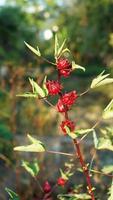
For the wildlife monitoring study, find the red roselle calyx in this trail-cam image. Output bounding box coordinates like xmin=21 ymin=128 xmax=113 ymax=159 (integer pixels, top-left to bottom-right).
xmin=60 ymin=119 xmax=75 ymax=135
xmin=46 ymin=80 xmax=62 ymax=95
xmin=43 ymin=181 xmax=51 ymax=193
xmin=57 ymin=91 xmax=78 ymax=112
xmin=57 ymin=177 xmax=67 ymax=186
xmin=56 ymin=58 xmax=72 ymax=77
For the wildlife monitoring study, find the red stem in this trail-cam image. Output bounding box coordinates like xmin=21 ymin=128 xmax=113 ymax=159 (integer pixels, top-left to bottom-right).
xmin=57 ymin=71 xmax=95 ymax=200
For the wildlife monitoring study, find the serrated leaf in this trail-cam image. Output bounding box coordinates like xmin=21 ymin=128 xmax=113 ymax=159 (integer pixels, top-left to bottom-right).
xmin=14 ymin=134 xmax=45 ymax=152
xmin=103 ymin=99 xmax=113 ymax=119
xmin=22 ymin=160 xmax=40 ymax=177
xmin=16 ymin=93 xmax=38 ymax=98
xmin=91 ymin=71 xmax=113 ymax=88
xmin=29 ymin=78 xmax=46 ymax=97
xmin=5 ymin=188 xmax=19 ymax=200
xmin=102 ymin=165 xmax=113 ymax=174
xmin=72 ymin=61 xmax=86 ymax=72
xmin=24 ymin=41 xmax=41 ymax=56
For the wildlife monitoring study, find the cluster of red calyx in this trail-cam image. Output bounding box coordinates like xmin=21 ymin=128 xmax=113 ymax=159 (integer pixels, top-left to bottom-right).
xmin=45 ymin=57 xmax=77 ymax=135
xmin=46 ymin=80 xmax=62 ymax=95
xmin=57 ymin=177 xmax=67 ymax=186
xmin=57 ymin=91 xmax=78 ymax=112
xmin=43 ymin=181 xmax=51 ymax=193
xmin=60 ymin=119 xmax=75 ymax=135
xmin=56 ymin=58 xmax=72 ymax=77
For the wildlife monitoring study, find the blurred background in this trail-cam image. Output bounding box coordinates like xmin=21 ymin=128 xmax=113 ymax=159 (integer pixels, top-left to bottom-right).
xmin=0 ymin=0 xmax=113 ymax=199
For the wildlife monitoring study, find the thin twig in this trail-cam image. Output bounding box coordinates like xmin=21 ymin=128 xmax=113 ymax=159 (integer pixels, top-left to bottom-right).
xmin=91 ymin=169 xmax=113 ymax=178
xmin=46 ymin=150 xmax=74 ymax=157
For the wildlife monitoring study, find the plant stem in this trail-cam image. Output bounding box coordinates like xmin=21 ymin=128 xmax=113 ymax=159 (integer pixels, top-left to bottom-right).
xmin=57 ymin=70 xmax=95 ymax=200
xmin=73 ymin=139 xmax=95 ymax=199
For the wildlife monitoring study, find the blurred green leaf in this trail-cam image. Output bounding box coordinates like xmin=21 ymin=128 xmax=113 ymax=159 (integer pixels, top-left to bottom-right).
xmin=93 ymin=130 xmax=98 ymax=148
xmin=102 ymin=165 xmax=113 ymax=174
xmin=58 ymin=193 xmax=91 ymax=199
xmin=91 ymin=71 xmax=113 ymax=89
xmin=14 ymin=134 xmax=45 ymax=152
xmin=72 ymin=61 xmax=86 ymax=72
xmin=42 ymin=76 xmax=48 ymax=96
xmin=16 ymin=93 xmax=38 ymax=98
xmin=55 ymin=34 xmax=59 ymax=59
xmin=29 ymin=78 xmax=46 ymax=97
xmin=96 ymin=137 xmax=113 ymax=151
xmin=24 ymin=41 xmax=41 ymax=57
xmin=103 ymin=99 xmax=113 ymax=119
xmin=60 ymin=169 xmax=68 ymax=180
xmin=108 ymin=179 xmax=113 ymax=200
xmin=22 ymin=160 xmax=40 ymax=177
xmin=5 ymin=188 xmax=19 ymax=200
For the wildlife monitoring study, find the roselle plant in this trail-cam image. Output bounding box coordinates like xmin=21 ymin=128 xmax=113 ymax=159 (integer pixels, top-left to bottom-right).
xmin=6 ymin=35 xmax=113 ymax=200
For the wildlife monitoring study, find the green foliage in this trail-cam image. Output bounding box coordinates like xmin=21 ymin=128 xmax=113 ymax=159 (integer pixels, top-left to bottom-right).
xmin=24 ymin=42 xmax=41 ymax=57
xmin=65 ymin=126 xmax=93 ymax=139
xmin=108 ymin=179 xmax=113 ymax=200
xmin=29 ymin=78 xmax=46 ymax=98
xmin=103 ymin=99 xmax=113 ymax=119
xmin=72 ymin=61 xmax=86 ymax=72
xmin=0 ymin=6 xmax=35 ymax=63
xmin=93 ymin=127 xmax=113 ymax=151
xmin=22 ymin=159 xmax=40 ymax=177
xmin=58 ymin=193 xmax=91 ymax=200
xmin=14 ymin=134 xmax=45 ymax=152
xmin=90 ymin=71 xmax=113 ymax=88
xmin=5 ymin=188 xmax=19 ymax=200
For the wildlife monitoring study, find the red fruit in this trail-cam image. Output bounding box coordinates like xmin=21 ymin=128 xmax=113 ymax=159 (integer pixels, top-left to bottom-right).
xmin=56 ymin=58 xmax=72 ymax=77
xmin=43 ymin=181 xmax=51 ymax=193
xmin=57 ymin=98 xmax=69 ymax=112
xmin=59 ymin=69 xmax=71 ymax=77
xmin=61 ymin=91 xmax=78 ymax=107
xmin=60 ymin=119 xmax=75 ymax=135
xmin=57 ymin=177 xmax=67 ymax=186
xmin=46 ymin=80 xmax=62 ymax=95
xmin=57 ymin=58 xmax=71 ymax=70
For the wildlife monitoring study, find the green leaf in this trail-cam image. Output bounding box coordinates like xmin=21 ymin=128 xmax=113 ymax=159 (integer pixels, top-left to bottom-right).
xmin=91 ymin=71 xmax=113 ymax=89
xmin=108 ymin=179 xmax=113 ymax=200
xmin=102 ymin=165 xmax=113 ymax=174
xmin=42 ymin=76 xmax=48 ymax=96
xmin=93 ymin=130 xmax=98 ymax=148
xmin=65 ymin=126 xmax=93 ymax=139
xmin=103 ymin=99 xmax=113 ymax=119
xmin=29 ymin=78 xmax=46 ymax=97
xmin=72 ymin=61 xmax=86 ymax=72
xmin=14 ymin=134 xmax=45 ymax=152
xmin=16 ymin=93 xmax=38 ymax=98
xmin=58 ymin=193 xmax=91 ymax=199
xmin=5 ymin=188 xmax=19 ymax=200
xmin=22 ymin=160 xmax=40 ymax=177
xmin=60 ymin=169 xmax=68 ymax=180
xmin=57 ymin=39 xmax=66 ymax=57
xmin=96 ymin=137 xmax=113 ymax=151
xmin=55 ymin=34 xmax=59 ymax=59
xmin=24 ymin=41 xmax=41 ymax=57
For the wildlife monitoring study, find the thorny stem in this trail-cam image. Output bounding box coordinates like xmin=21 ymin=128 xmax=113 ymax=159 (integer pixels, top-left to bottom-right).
xmin=57 ymin=71 xmax=95 ymax=200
